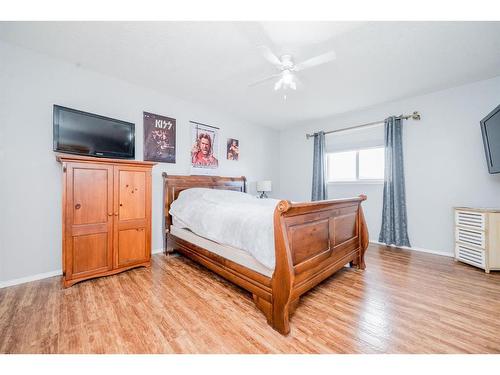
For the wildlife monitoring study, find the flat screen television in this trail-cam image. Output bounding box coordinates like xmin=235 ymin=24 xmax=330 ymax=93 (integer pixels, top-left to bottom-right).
xmin=53 ymin=105 xmax=135 ymax=159
xmin=481 ymin=104 xmax=500 ymax=174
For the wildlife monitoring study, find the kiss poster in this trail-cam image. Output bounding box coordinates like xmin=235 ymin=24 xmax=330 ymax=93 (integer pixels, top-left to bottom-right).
xmin=143 ymin=112 xmax=176 ymax=163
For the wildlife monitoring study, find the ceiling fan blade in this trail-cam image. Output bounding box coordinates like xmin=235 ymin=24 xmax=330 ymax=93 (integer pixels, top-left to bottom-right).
xmin=257 ymin=45 xmax=282 ymax=67
xmin=294 ymin=51 xmax=336 ymax=71
xmin=248 ymin=73 xmax=281 ymax=87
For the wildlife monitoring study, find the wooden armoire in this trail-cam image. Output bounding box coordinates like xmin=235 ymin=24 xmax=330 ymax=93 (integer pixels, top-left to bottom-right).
xmin=57 ymin=154 xmax=156 ymax=287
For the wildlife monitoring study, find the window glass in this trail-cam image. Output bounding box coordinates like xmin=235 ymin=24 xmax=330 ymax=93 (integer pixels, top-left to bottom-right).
xmin=359 ymin=147 xmax=385 ymax=180
xmin=327 ymin=151 xmax=356 ymax=182
xmin=327 ymin=147 xmax=384 ymax=182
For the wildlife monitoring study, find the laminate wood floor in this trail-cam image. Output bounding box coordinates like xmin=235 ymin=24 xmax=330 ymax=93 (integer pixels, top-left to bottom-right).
xmin=1 ymin=244 xmax=499 ymax=354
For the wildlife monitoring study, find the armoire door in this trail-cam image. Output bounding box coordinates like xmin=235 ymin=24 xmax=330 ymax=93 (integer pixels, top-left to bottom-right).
xmin=113 ymin=166 xmax=151 ymax=268
xmin=64 ymin=163 xmax=114 ymax=280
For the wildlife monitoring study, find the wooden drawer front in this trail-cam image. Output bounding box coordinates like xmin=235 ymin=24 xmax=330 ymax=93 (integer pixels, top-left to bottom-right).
xmin=117 ymin=228 xmax=147 ymax=267
xmin=455 ymin=243 xmax=485 ymax=268
xmin=72 ymin=233 xmax=111 ymax=277
xmin=455 ymin=210 xmax=485 ymax=230
xmin=455 ymin=227 xmax=485 ymax=249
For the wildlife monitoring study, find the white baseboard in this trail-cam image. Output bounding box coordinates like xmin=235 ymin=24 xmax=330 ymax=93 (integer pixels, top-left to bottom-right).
xmin=1 ymin=244 xmax=453 ymax=289
xmin=0 ymin=269 xmax=63 ymax=289
xmin=0 ymin=248 xmax=166 ymax=289
xmin=370 ymin=240 xmax=454 ymax=258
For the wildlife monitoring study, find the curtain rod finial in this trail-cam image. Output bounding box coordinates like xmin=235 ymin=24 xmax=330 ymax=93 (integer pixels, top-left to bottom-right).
xmin=412 ymin=111 xmax=421 ymax=121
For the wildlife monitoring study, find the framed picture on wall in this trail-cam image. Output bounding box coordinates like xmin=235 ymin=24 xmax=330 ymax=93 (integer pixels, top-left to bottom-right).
xmin=226 ymin=138 xmax=239 ymax=161
xmin=190 ymin=121 xmax=219 ymax=169
xmin=143 ymin=112 xmax=176 ymax=163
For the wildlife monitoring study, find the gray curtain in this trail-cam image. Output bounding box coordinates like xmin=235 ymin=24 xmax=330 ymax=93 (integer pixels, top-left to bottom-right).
xmin=379 ymin=117 xmax=411 ymax=247
xmin=311 ymin=131 xmax=327 ymax=201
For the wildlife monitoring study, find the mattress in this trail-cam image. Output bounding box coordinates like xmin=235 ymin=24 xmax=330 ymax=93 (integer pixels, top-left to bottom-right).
xmin=170 ymin=224 xmax=274 ymax=277
xmin=169 ymin=188 xmax=279 ymax=269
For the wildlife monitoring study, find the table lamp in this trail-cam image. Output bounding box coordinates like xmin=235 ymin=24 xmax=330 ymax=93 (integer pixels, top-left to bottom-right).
xmin=256 ymin=180 xmax=272 ymax=199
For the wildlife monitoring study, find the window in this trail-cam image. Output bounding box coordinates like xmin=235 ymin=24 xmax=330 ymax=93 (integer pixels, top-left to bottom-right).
xmin=327 ymin=147 xmax=385 ymax=183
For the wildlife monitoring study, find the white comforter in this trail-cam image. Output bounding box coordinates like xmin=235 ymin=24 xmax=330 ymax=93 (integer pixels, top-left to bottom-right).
xmin=169 ymin=188 xmax=279 ymax=269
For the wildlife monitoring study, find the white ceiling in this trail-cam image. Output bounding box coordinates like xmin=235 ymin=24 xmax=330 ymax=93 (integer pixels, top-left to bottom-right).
xmin=1 ymin=21 xmax=500 ymax=129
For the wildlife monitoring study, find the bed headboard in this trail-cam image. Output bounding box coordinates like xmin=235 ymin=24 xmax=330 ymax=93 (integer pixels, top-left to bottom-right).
xmin=162 ymin=173 xmax=247 ymax=235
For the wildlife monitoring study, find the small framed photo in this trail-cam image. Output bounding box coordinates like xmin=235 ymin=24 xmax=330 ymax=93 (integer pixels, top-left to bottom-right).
xmin=226 ymin=138 xmax=239 ymax=161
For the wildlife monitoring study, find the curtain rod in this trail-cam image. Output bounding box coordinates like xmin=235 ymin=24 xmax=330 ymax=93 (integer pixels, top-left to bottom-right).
xmin=305 ymin=111 xmax=421 ymax=139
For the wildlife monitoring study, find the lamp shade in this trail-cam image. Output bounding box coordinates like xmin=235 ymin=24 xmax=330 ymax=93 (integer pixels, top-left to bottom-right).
xmin=256 ymin=180 xmax=272 ymax=192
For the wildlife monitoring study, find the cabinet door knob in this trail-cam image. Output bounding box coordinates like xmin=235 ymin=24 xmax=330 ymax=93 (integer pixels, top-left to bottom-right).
xmin=114 ymin=213 xmax=118 ymax=216
xmin=108 ymin=213 xmax=112 ymax=216
xmin=75 ymin=203 xmax=81 ymax=210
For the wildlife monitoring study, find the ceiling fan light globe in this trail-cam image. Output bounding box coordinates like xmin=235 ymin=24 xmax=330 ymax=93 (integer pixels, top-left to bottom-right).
xmin=282 ymin=70 xmax=294 ymax=84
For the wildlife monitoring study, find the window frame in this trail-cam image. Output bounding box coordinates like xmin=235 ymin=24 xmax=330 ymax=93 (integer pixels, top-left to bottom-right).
xmin=327 ymin=146 xmax=385 ymax=184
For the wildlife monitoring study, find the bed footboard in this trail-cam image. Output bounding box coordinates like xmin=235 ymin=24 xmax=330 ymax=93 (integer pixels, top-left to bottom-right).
xmin=270 ymin=196 xmax=369 ymax=334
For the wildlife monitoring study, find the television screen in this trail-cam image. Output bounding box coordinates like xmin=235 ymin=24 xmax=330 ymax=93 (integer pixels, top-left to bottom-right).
xmin=481 ymin=104 xmax=500 ymax=174
xmin=53 ymin=105 xmax=135 ymax=159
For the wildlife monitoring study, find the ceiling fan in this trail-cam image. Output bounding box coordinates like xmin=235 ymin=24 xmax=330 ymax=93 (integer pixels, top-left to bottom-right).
xmin=249 ymin=46 xmax=337 ymax=92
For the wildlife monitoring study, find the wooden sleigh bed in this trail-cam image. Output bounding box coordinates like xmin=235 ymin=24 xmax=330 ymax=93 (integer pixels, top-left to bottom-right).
xmin=163 ymin=173 xmax=369 ymax=335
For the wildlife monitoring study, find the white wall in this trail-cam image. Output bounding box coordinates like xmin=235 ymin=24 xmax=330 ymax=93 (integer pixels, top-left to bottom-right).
xmin=0 ymin=41 xmax=280 ymax=283
xmin=2 ymin=38 xmax=499 ymax=284
xmin=279 ymin=76 xmax=500 ymax=256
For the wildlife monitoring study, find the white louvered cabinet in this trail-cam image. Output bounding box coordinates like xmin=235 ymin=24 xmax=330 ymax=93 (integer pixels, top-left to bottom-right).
xmin=454 ymin=207 xmax=500 ymax=273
